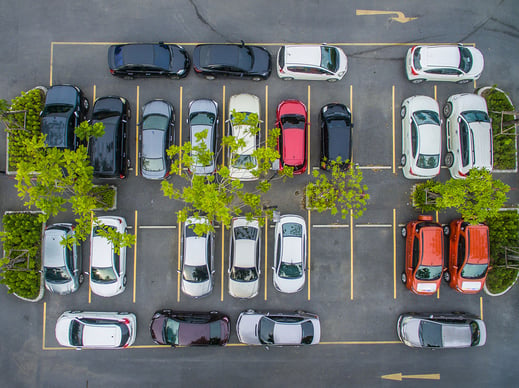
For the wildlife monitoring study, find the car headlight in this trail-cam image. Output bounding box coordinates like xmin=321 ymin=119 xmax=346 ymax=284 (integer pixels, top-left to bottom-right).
xmin=337 ymin=71 xmax=346 ymax=77
xmin=178 ymin=68 xmax=186 ymax=75
xmin=322 ymin=106 xmax=328 ymax=113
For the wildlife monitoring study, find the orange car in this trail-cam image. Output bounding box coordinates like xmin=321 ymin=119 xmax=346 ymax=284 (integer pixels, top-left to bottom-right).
xmin=444 ymin=219 xmax=490 ymax=294
xmin=401 ymin=215 xmax=444 ymax=295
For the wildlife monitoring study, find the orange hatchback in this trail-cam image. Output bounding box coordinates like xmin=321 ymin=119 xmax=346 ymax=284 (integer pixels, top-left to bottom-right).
xmin=444 ymin=219 xmax=490 ymax=294
xmin=401 ymin=215 xmax=444 ymax=295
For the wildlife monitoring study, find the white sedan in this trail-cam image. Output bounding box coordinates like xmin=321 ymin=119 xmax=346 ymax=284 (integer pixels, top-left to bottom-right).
xmin=400 ymin=96 xmax=442 ymax=179
xmin=89 ymin=216 xmax=127 ymax=297
xmin=272 ymin=215 xmax=307 ymax=293
xmin=55 ymin=311 xmax=136 ymax=349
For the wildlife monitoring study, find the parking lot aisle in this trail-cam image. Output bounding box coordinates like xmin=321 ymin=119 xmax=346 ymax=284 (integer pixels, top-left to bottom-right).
xmin=133 ymin=210 xmax=137 ymax=303
xmin=42 ymin=302 xmax=46 ymax=349
xmin=177 ymin=221 xmax=181 ymax=302
xmin=221 ymin=227 xmax=225 ymax=301
xmin=264 ymin=85 xmax=269 ymax=145
xmin=135 ymin=85 xmax=140 ymax=176
xmin=222 ymin=85 xmax=226 ymax=166
xmin=307 ymin=85 xmax=311 ymax=175
xmin=350 ymin=85 xmax=353 ymax=163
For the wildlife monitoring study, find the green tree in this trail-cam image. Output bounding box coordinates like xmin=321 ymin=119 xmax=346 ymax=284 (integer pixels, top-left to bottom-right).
xmin=161 ymin=110 xmax=290 ymax=234
xmin=412 ymin=168 xmax=510 ymax=224
xmin=306 ymin=159 xmax=369 ymax=219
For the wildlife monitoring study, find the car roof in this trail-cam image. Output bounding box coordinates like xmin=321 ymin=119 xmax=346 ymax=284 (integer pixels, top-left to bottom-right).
xmin=197 ymin=45 xmax=246 ymax=68
xmin=142 ymin=129 xmax=165 ymax=158
xmin=43 ymin=228 xmax=68 ymax=267
xmin=273 ymin=321 xmax=302 ymax=344
xmin=419 ymin=227 xmax=443 ymax=266
xmin=467 ymin=225 xmax=489 ymax=264
xmin=325 ymin=122 xmax=351 ymax=161
xmin=82 ymin=322 xmax=121 ymax=347
xmin=441 ymin=323 xmax=472 ymax=347
xmin=119 ymin=44 xmax=170 ymax=68
xmin=283 ymin=129 xmax=305 ymax=165
xmin=90 ymin=115 xmax=121 ymax=174
xmin=468 ymin=122 xmax=493 ymax=169
xmin=185 ymin=235 xmax=208 ymax=266
xmin=281 ymin=237 xmax=303 ymax=264
xmin=234 ymin=239 xmax=256 ymax=267
xmin=284 ymin=45 xmax=322 ymax=66
xmin=420 ymin=46 xmax=460 ymax=68
xmin=91 ymin=236 xmax=113 ymax=268
xmin=417 ymin=124 xmax=441 ymax=154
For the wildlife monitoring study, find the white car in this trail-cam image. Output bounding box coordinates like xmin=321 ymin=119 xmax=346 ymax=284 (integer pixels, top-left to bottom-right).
xmin=55 ymin=311 xmax=136 ymax=349
xmin=228 ymin=217 xmax=261 ymax=299
xmin=228 ymin=94 xmax=261 ymax=181
xmin=443 ymin=94 xmax=493 ymax=179
xmin=400 ymin=96 xmax=442 ymax=179
xmin=236 ymin=310 xmax=320 ymax=346
xmin=277 ymin=44 xmax=348 ymax=82
xmin=181 ymin=217 xmax=215 ymax=298
xmin=272 ymin=215 xmax=307 ymax=293
xmin=89 ymin=216 xmax=128 ymax=297
xmin=405 ymin=44 xmax=484 ymax=84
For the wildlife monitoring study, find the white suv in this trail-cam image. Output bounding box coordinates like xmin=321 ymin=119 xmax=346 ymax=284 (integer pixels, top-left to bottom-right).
xmin=443 ymin=94 xmax=493 ymax=179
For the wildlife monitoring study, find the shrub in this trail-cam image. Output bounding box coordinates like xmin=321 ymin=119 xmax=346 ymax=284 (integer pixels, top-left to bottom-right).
xmin=93 ymin=185 xmax=116 ymax=210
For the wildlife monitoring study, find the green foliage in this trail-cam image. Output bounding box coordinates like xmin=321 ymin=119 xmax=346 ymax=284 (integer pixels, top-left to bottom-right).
xmin=0 ymin=213 xmax=43 ymax=299
xmin=306 ymin=159 xmax=369 ymax=219
xmin=93 ymin=185 xmax=116 ymax=210
xmin=93 ymin=221 xmax=135 ymax=255
xmin=413 ymin=168 xmax=509 ymax=224
xmin=76 ymin=121 xmax=105 ymax=143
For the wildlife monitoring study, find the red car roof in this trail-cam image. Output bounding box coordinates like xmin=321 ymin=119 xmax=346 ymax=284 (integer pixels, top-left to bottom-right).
xmin=420 ymin=228 xmax=443 ymax=266
xmin=283 ymin=128 xmax=305 ymax=166
xmin=467 ymin=226 xmax=490 ymax=265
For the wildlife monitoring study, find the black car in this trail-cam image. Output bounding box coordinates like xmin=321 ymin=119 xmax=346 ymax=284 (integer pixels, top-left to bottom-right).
xmin=89 ymin=96 xmax=131 ymax=179
xmin=320 ymin=103 xmax=353 ymax=170
xmin=41 ymin=85 xmax=89 ymax=150
xmin=193 ymin=42 xmax=271 ymax=81
xmin=108 ymin=43 xmax=190 ymax=79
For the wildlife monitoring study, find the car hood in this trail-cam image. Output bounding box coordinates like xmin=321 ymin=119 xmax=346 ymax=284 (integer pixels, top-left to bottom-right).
xmin=150 ymin=316 xmax=167 ymax=344
xmin=181 ymin=279 xmax=212 ymax=298
xmin=229 ymin=278 xmax=259 ymax=298
xmin=274 ymin=274 xmax=305 ymax=294
xmin=250 ymin=46 xmax=272 ymax=76
xmin=55 ymin=317 xmax=72 ymax=346
xmin=399 ymin=318 xmax=421 ymax=346
xmin=236 ymin=313 xmax=262 ymax=345
xmin=45 ymin=280 xmax=76 ymax=295
xmin=90 ymin=280 xmax=124 ymax=297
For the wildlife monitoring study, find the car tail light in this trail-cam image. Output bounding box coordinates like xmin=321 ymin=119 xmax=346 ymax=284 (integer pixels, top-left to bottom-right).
xmin=121 ymin=318 xmax=130 ymax=324
xmin=279 ymin=67 xmax=284 ymax=74
xmin=165 ymin=171 xmax=170 ymax=178
xmin=110 ymin=69 xmax=114 ymax=74
xmin=411 ymin=67 xmax=418 ymax=75
xmin=459 ymin=171 xmax=467 ymax=177
xmin=409 ymin=167 xmax=414 ymax=175
xmin=123 ymin=343 xmax=129 ymax=348
xmin=120 ymin=173 xmax=126 ymax=179
xmin=194 ymin=67 xmax=202 ymax=73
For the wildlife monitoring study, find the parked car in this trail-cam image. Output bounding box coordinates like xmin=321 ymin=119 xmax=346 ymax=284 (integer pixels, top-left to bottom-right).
xmin=443 ymin=219 xmax=490 ymax=294
xmin=228 ymin=93 xmax=261 ymax=181
xmin=149 ymin=310 xmax=230 ymax=346
xmin=397 ymin=312 xmax=486 ymax=348
xmin=405 ymin=44 xmax=484 ymax=84
xmin=236 ymin=310 xmax=320 ymax=346
xmin=181 ymin=217 xmax=215 ymax=298
xmin=277 ymin=45 xmax=348 ymax=82
xmin=400 ymin=96 xmax=442 ymax=179
xmin=320 ymin=103 xmax=353 ymax=170
xmin=273 ymin=215 xmax=307 ymax=293
xmin=41 ymin=85 xmax=89 ymax=150
xmin=139 ymin=99 xmax=175 ymax=180
xmin=193 ymin=42 xmax=271 ymax=80
xmin=55 ymin=311 xmax=136 ymax=349
xmin=401 ymin=215 xmax=444 ymax=295
xmin=276 ymin=100 xmax=308 ymax=174
xmin=187 ymin=99 xmax=219 ymax=175
xmin=89 ymin=96 xmax=131 ymax=179
xmin=89 ymin=216 xmax=127 ymax=297
xmin=43 ymin=223 xmax=83 ymax=295
xmin=443 ymin=93 xmax=493 ymax=178
xmin=108 ymin=43 xmax=190 ymax=79
xmin=228 ymin=217 xmax=261 ymax=299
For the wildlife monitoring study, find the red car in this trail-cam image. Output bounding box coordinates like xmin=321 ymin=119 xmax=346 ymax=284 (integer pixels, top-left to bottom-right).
xmin=444 ymin=219 xmax=490 ymax=294
xmin=276 ymin=100 xmax=307 ymax=174
xmin=401 ymin=215 xmax=444 ymax=295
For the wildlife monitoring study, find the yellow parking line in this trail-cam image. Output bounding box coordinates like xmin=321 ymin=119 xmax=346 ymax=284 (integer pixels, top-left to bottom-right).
xmin=434 ymin=85 xmax=437 ymax=101
xmin=221 ymin=228 xmax=225 ymax=301
xmin=133 ymin=210 xmax=137 ymax=303
xmin=222 ymin=86 xmax=226 ymax=166
xmin=177 ymin=221 xmax=181 ymax=302
xmin=350 ymin=210 xmax=354 ymax=300
xmin=480 ymin=297 xmax=484 ymax=319
xmin=392 ymin=85 xmax=395 ymax=174
xmin=178 ymin=86 xmax=183 ymax=174
xmin=307 ymin=209 xmax=311 ymax=300
xmin=264 ymin=216 xmax=268 ymax=300
xmin=49 ymin=43 xmax=54 ymax=86
xmin=307 ymin=85 xmax=311 ymax=175
xmin=135 ymin=86 xmax=140 ymax=176
xmin=93 ymin=85 xmax=96 ymax=102
xmin=42 ymin=302 xmax=47 ymax=349
xmin=393 ymin=208 xmax=397 ymax=299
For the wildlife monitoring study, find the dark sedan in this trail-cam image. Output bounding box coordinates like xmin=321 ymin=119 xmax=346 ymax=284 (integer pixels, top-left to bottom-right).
xmin=193 ymin=42 xmax=271 ymax=81
xmin=108 ymin=43 xmax=190 ymax=79
xmin=149 ymin=310 xmax=230 ymax=346
xmin=41 ymin=85 xmax=89 ymax=150
xmin=320 ymin=103 xmax=353 ymax=170
xmin=89 ymin=96 xmax=131 ymax=179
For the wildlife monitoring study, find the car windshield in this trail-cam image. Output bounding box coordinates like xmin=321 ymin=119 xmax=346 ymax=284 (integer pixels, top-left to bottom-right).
xmin=461 ymin=111 xmax=490 ymax=123
xmin=43 ymin=104 xmax=73 ymax=115
xmin=164 ymin=318 xmax=180 ymax=345
xmin=415 ymin=265 xmax=443 ymax=280
xmin=301 ymin=321 xmax=314 ymax=345
xmin=69 ymin=320 xmax=84 ymax=346
xmin=413 ymin=110 xmax=440 ymax=126
xmin=279 ymin=262 xmax=303 ymax=279
xmin=419 ymin=320 xmax=442 ymax=347
xmin=258 ymin=317 xmax=275 ymax=345
xmin=234 ymin=226 xmax=258 ymax=240
xmin=233 ymin=154 xmax=257 ymax=169
xmin=416 ymin=154 xmax=440 ymax=169
xmin=190 ymin=112 xmax=215 ymax=126
xmin=45 ymin=266 xmax=71 ymax=283
xmin=92 ymin=110 xmax=120 ymax=121
xmin=143 ymin=114 xmax=169 ymax=131
xmin=413 ymin=47 xmax=422 ymax=70
xmin=230 ymin=266 xmax=258 ymax=282
xmin=458 ymin=46 xmax=473 ymax=73
xmin=182 ymin=264 xmax=209 ymax=282
xmin=91 ymin=266 xmax=117 ymax=283
xmin=282 ymin=223 xmax=303 ymax=237
xmin=281 ymin=114 xmax=305 ymax=129
xmin=470 ymin=321 xmax=481 ymax=346
xmin=320 ymin=46 xmax=339 ymax=72
xmin=461 ymin=263 xmax=488 ymax=279
xmin=237 ymin=47 xmax=254 ymax=71
xmin=185 ymin=225 xmax=207 ymax=238
xmin=142 ymin=157 xmax=165 ymax=172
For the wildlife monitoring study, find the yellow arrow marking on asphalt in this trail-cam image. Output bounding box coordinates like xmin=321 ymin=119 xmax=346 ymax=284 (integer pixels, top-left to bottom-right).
xmin=381 ymin=373 xmax=440 ymax=381
xmin=356 ymin=10 xmax=417 ymax=23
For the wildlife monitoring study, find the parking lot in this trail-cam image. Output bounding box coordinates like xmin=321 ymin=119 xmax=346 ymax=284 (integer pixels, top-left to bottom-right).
xmin=1 ymin=1 xmax=519 ymax=387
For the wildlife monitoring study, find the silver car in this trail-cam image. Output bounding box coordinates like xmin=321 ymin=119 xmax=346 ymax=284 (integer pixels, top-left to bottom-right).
xmin=237 ymin=310 xmax=321 ymax=346
xmin=43 ymin=223 xmax=83 ymax=295
xmin=188 ymin=99 xmax=219 ymax=175
xmin=180 ymin=217 xmax=215 ymax=298
xmin=397 ymin=312 xmax=487 ymax=348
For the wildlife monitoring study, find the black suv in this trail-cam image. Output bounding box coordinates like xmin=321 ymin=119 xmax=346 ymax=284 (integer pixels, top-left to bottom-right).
xmin=41 ymin=85 xmax=89 ymax=150
xmin=89 ymin=96 xmax=131 ymax=179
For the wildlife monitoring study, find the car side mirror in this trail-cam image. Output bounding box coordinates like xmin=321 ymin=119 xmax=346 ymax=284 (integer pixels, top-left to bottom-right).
xmin=350 ymin=123 xmax=354 ymax=128
xmin=271 ymin=266 xmax=275 ymax=271
xmin=240 ymin=40 xmax=245 ymax=47
xmin=177 ymin=269 xmax=181 ymax=274
xmin=271 ymin=159 xmax=280 ymax=171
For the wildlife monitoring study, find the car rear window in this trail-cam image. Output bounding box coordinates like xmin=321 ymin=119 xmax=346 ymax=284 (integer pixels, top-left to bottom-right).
xmin=320 ymin=46 xmax=338 ymax=72
xmin=301 ymin=321 xmax=314 ymax=344
xmin=278 ymin=46 xmax=285 ymax=69
xmin=412 ymin=47 xmax=422 ymax=70
xmin=234 ymin=226 xmax=258 ymax=240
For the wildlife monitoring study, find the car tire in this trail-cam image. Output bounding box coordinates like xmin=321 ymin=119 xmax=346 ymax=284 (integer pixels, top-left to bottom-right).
xmin=327 ymin=78 xmax=338 ymax=83
xmin=251 ymin=77 xmax=261 ymax=82
xmin=401 ymin=227 xmax=407 ymax=238
xmin=456 ymin=79 xmax=471 ymax=84
xmin=169 ymin=75 xmax=180 ymax=80
xmin=443 ymin=271 xmax=451 ymax=283
xmin=400 ymin=154 xmax=406 ymax=167
xmin=443 ymin=102 xmax=453 ymax=118
xmin=78 ymin=273 xmax=84 ymax=284
xmin=123 ymin=75 xmax=134 ymax=80
xmin=443 ymin=225 xmax=450 ymax=236
xmin=70 ymin=310 xmax=83 ymax=314
xmin=205 ymin=75 xmax=216 ymax=80
xmin=411 ymin=78 xmax=425 ymax=84
xmin=444 ymin=152 xmax=454 ymax=167
xmin=401 ymin=272 xmax=407 ymax=284
xmin=400 ymin=106 xmax=406 ymax=118
xmin=282 ymin=77 xmax=294 ymax=81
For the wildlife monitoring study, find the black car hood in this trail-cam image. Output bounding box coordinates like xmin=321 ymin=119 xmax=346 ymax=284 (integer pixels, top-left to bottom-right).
xmin=45 ymin=85 xmax=78 ymax=106
xmin=169 ymin=45 xmax=190 ymax=73
xmin=250 ymin=46 xmax=271 ymax=76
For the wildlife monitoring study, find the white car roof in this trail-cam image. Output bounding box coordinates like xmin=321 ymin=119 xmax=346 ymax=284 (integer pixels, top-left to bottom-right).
xmin=281 ymin=237 xmax=303 ymax=264
xmin=273 ymin=322 xmax=302 ymax=345
xmin=184 ymin=236 xmax=207 ymax=266
xmin=284 ymin=45 xmax=322 ymax=66
xmin=91 ymin=236 xmax=113 ymax=268
xmin=418 ymin=124 xmax=442 ymax=154
xmin=82 ymin=323 xmax=122 ymax=347
xmin=234 ymin=239 xmax=256 ymax=267
xmin=231 ymin=124 xmax=256 ymax=155
xmin=421 ymin=46 xmax=460 ymax=68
